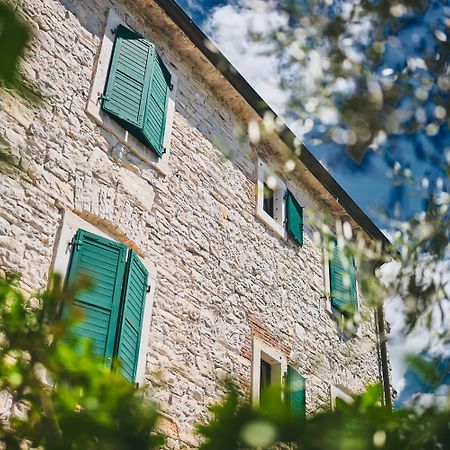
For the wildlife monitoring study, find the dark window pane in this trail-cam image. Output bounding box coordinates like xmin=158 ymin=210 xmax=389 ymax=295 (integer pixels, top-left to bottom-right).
xmin=260 ymin=359 xmax=272 ymax=407
xmin=263 ymin=183 xmax=274 ymax=217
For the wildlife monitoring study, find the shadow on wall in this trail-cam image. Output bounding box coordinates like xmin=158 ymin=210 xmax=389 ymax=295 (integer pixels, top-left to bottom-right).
xmin=56 ymin=0 xmax=247 ymax=165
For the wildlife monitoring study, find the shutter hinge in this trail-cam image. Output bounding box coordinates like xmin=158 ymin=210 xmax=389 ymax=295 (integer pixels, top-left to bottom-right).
xmin=69 ymin=238 xmax=83 ymax=251
xmin=169 ymin=83 xmax=174 ymax=91
xmin=111 ymin=27 xmax=117 ymax=35
xmin=162 ymin=147 xmax=167 ymax=155
xmin=99 ymin=93 xmax=109 ymax=102
xmin=146 ymin=285 xmax=151 ymax=293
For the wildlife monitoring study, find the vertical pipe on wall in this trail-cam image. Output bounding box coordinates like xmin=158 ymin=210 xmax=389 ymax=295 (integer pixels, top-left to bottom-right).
xmin=376 ymin=305 xmax=392 ymax=409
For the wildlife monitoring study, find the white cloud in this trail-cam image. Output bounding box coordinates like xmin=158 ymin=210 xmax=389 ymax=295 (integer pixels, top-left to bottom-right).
xmin=180 ymin=0 xmax=204 ymax=15
xmin=382 ymin=260 xmax=450 ymax=401
xmin=202 ymin=0 xmax=289 ymax=116
xmin=200 ymin=1 xmax=341 ymax=140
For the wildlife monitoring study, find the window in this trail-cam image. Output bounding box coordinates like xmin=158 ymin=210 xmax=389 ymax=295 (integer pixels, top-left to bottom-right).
xmin=328 ymin=242 xmax=358 ymax=315
xmin=258 ymin=354 xmax=282 ymax=409
xmin=52 ymin=211 xmax=154 ymax=385
xmin=252 ymin=338 xmax=286 ymax=407
xmin=86 ymin=9 xmax=177 ymax=175
xmin=256 ymin=159 xmax=304 ymax=245
xmin=251 ymin=338 xmax=306 ymax=418
xmin=101 ymin=25 xmax=170 ymax=158
xmin=330 ymin=385 xmax=353 ymax=410
xmin=65 ymin=228 xmax=148 ymax=383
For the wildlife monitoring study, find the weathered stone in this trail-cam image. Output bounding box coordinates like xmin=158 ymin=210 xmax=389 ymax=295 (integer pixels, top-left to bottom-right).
xmin=0 ymin=236 xmax=25 ymax=258
xmin=4 ymin=128 xmax=26 ymax=152
xmin=118 ymin=167 xmax=155 ymax=211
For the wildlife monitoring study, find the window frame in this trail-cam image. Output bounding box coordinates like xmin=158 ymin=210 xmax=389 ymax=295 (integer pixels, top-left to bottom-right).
xmin=330 ymin=385 xmax=353 ymax=410
xmin=251 ymin=337 xmax=287 ymax=406
xmin=86 ymin=8 xmax=178 ymax=176
xmin=51 ymin=209 xmax=156 ymax=386
xmin=255 ymin=159 xmax=287 ymax=240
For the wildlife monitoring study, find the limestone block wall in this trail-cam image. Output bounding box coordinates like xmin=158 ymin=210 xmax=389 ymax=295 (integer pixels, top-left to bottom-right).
xmin=0 ymin=0 xmax=384 ymax=448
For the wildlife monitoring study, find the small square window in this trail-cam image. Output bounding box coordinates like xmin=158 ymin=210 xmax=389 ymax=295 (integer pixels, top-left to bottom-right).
xmin=256 ymin=159 xmax=287 ymax=239
xmin=256 ymin=159 xmax=304 ymax=245
xmin=251 ymin=338 xmax=286 ymax=407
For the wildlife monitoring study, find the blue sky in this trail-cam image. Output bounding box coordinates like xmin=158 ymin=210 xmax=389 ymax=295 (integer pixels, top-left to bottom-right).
xmin=177 ymin=1 xmax=450 ymax=229
xmin=176 ymin=0 xmax=431 ymax=228
xmin=175 ymin=0 xmax=450 ymax=404
xmin=396 ymin=354 xmax=450 ymax=407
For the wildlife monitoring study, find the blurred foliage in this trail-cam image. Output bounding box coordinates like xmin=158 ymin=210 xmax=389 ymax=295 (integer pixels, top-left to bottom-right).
xmin=0 ymin=1 xmax=41 ymax=103
xmin=198 ymin=381 xmax=450 ymax=450
xmin=312 ymin=174 xmax=450 ymax=336
xmin=259 ymin=0 xmax=450 ymax=168
xmin=0 ymin=274 xmax=164 ymax=449
xmin=407 ymin=353 xmax=450 ymax=389
xmin=0 ymin=2 xmax=29 ymax=84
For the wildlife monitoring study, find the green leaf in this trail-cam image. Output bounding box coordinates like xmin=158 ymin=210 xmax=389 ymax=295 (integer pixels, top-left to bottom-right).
xmin=0 ymin=3 xmax=30 ymax=83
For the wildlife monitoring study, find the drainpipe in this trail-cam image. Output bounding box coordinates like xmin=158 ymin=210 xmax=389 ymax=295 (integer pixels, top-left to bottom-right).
xmin=376 ymin=305 xmax=392 ymax=409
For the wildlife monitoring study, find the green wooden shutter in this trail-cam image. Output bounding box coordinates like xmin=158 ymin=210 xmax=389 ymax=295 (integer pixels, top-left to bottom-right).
xmin=116 ymin=250 xmax=148 ymax=382
xmin=101 ymin=24 xmax=171 ymax=158
xmin=141 ymin=52 xmax=171 ymax=157
xmin=65 ymin=229 xmax=127 ymax=367
xmin=102 ymin=25 xmax=155 ymax=131
xmin=286 ymin=191 xmax=303 ymax=245
xmin=329 ymin=244 xmax=358 ymax=313
xmin=287 ymin=366 xmax=306 ymax=419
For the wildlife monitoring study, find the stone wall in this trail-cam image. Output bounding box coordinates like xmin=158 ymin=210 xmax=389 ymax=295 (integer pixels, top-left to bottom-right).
xmin=0 ymin=0 xmax=384 ymax=448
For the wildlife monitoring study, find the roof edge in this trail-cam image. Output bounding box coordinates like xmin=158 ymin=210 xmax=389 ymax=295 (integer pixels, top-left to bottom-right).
xmin=154 ymin=0 xmax=390 ymax=247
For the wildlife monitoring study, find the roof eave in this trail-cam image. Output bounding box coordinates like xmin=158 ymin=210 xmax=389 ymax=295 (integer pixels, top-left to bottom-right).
xmin=154 ymin=0 xmax=390 ymax=247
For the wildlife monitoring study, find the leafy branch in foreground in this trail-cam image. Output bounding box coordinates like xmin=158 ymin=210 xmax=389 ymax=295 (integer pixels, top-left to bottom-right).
xmin=0 ymin=2 xmax=30 ymax=84
xmin=0 ymin=274 xmax=164 ymax=450
xmin=197 ymin=382 xmax=450 ymax=450
xmin=0 ymin=1 xmax=41 ymax=103
xmin=271 ymin=0 xmax=449 ymax=165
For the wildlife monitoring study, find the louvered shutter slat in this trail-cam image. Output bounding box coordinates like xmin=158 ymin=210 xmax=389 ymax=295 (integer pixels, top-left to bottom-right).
xmin=65 ymin=229 xmax=127 ymax=367
xmin=141 ymin=52 xmax=171 ymax=157
xmin=102 ymin=25 xmax=154 ymax=130
xmin=330 ymin=245 xmax=358 ymax=312
xmin=286 ymin=191 xmax=303 ymax=245
xmin=116 ymin=251 xmax=148 ymax=382
xmin=287 ymin=366 xmax=306 ymax=419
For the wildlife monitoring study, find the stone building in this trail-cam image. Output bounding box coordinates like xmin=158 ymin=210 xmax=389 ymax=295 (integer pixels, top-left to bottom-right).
xmin=0 ymin=0 xmax=390 ymax=448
